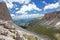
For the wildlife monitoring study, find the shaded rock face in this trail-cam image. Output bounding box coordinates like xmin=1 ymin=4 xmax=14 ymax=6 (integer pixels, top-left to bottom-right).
xmin=43 ymin=11 xmax=60 ymax=20
xmin=38 ymin=11 xmax=60 ymax=29
xmin=0 ymin=2 xmax=12 ymax=20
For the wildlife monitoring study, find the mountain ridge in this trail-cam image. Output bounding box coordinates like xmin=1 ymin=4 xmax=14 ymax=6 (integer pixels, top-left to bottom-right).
xmin=28 ymin=11 xmax=60 ymax=29
xmin=0 ymin=2 xmax=12 ymax=20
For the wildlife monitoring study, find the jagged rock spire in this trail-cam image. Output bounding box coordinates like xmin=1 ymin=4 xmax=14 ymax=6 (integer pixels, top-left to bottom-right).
xmin=0 ymin=2 xmax=12 ymax=20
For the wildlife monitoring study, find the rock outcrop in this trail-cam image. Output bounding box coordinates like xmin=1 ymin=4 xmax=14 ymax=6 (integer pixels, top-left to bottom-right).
xmin=43 ymin=11 xmax=60 ymax=20
xmin=40 ymin=11 xmax=60 ymax=29
xmin=0 ymin=2 xmax=12 ymax=20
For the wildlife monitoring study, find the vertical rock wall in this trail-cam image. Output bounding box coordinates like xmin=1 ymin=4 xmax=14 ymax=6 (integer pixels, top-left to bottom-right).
xmin=0 ymin=2 xmax=12 ymax=20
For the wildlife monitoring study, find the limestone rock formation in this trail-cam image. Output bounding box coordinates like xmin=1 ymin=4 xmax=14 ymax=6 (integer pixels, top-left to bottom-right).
xmin=43 ymin=11 xmax=60 ymax=20
xmin=40 ymin=11 xmax=60 ymax=29
xmin=0 ymin=2 xmax=12 ymax=20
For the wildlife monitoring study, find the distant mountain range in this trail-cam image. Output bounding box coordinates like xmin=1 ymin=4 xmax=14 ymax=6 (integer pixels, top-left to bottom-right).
xmin=13 ymin=18 xmax=34 ymax=26
xmin=13 ymin=16 xmax=43 ymax=28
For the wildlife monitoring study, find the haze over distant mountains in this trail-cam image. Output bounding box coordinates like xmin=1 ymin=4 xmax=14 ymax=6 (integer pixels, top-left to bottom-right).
xmin=28 ymin=11 xmax=60 ymax=29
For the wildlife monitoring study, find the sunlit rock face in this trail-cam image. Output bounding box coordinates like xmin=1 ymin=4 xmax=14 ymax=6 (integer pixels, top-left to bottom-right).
xmin=0 ymin=20 xmax=51 ymax=40
xmin=0 ymin=2 xmax=51 ymax=40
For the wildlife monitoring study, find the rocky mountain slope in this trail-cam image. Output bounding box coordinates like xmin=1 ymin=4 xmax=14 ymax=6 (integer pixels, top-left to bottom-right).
xmin=29 ymin=11 xmax=60 ymax=29
xmin=39 ymin=11 xmax=60 ymax=29
xmin=0 ymin=2 xmax=51 ymax=40
xmin=0 ymin=20 xmax=51 ymax=40
xmin=26 ymin=11 xmax=60 ymax=40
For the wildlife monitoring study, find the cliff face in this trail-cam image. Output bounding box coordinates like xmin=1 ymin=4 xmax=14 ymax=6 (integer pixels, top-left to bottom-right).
xmin=39 ymin=11 xmax=60 ymax=29
xmin=43 ymin=11 xmax=60 ymax=20
xmin=0 ymin=2 xmax=12 ymax=20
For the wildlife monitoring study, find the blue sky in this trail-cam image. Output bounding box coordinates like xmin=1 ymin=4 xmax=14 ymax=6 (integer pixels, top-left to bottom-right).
xmin=1 ymin=0 xmax=60 ymax=19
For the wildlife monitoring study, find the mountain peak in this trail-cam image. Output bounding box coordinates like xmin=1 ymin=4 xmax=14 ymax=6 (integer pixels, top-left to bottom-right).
xmin=43 ymin=11 xmax=60 ymax=20
xmin=0 ymin=2 xmax=12 ymax=20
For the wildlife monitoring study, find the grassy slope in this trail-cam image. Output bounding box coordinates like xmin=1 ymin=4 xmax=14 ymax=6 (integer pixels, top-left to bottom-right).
xmin=23 ymin=34 xmax=37 ymax=40
xmin=26 ymin=25 xmax=60 ymax=40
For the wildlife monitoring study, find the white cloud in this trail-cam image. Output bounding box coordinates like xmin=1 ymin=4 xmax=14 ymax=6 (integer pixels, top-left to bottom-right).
xmin=2 ymin=0 xmax=30 ymax=8
xmin=42 ymin=1 xmax=47 ymax=5
xmin=16 ymin=3 xmax=42 ymax=14
xmin=13 ymin=14 xmax=42 ymax=20
xmin=3 ymin=0 xmax=30 ymax=4
xmin=15 ymin=8 xmax=19 ymax=10
xmin=6 ymin=3 xmax=13 ymax=9
xmin=44 ymin=2 xmax=60 ymax=10
xmin=11 ymin=14 xmax=15 ymax=17
xmin=1 ymin=0 xmax=42 ymax=19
